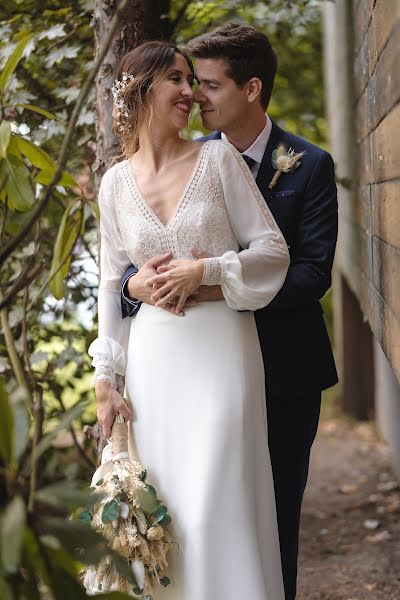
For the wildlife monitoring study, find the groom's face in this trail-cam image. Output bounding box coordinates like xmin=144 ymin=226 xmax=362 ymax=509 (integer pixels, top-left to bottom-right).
xmin=194 ymin=58 xmax=250 ymax=132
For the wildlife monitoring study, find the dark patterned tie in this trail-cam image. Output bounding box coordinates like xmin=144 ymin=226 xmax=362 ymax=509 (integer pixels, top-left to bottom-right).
xmin=242 ymin=154 xmax=256 ymax=169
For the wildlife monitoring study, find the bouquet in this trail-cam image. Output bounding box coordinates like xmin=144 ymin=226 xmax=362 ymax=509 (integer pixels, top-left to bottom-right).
xmin=82 ymin=413 xmax=173 ymax=598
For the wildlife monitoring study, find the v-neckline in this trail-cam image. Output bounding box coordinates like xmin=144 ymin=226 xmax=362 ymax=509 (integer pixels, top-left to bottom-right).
xmin=124 ymin=142 xmax=208 ymax=230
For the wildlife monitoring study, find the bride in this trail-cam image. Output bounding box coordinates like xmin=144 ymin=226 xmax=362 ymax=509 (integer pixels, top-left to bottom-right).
xmin=89 ymin=40 xmax=289 ymax=599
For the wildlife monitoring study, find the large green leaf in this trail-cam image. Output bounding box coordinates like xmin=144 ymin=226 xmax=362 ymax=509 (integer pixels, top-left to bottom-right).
xmin=45 ymin=518 xmax=135 ymax=584
xmin=0 ymin=121 xmax=11 ymax=159
xmin=5 ymin=134 xmax=21 ymax=159
xmin=0 ymin=155 xmax=35 ymax=211
xmin=10 ymin=390 xmax=30 ymax=463
xmin=45 ymin=518 xmax=108 ymax=566
xmin=35 ymin=168 xmax=77 ymax=188
xmin=40 ymin=539 xmax=80 ymax=579
xmin=0 ymin=380 xmax=14 ymax=465
xmin=34 ymin=401 xmax=86 ymax=460
xmin=45 ymin=563 xmax=87 ymax=600
xmin=0 ymin=34 xmax=33 ymax=93
xmin=22 ymin=527 xmax=51 ymax=588
xmin=36 ymin=480 xmax=95 ymax=511
xmin=49 ymin=203 xmax=83 ymax=299
xmin=14 ymin=103 xmax=62 ymax=121
xmin=1 ymin=496 xmax=26 ymax=573
xmin=88 ymin=199 xmax=100 ymax=221
xmin=16 ymin=135 xmax=55 ymax=170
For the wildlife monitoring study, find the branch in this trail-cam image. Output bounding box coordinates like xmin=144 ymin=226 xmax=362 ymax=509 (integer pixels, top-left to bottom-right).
xmin=0 ymin=260 xmax=45 ymax=311
xmin=28 ymin=384 xmax=44 ymax=513
xmin=0 ymin=0 xmax=131 ymax=266
xmin=0 ymin=291 xmax=33 ymax=409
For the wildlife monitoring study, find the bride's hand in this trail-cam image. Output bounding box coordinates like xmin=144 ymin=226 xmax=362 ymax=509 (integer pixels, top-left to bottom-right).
xmin=95 ymin=381 xmax=132 ymax=438
xmin=147 ymin=259 xmax=204 ymax=314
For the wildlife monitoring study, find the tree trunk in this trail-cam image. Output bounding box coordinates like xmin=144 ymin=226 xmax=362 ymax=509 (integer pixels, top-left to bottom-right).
xmin=93 ymin=0 xmax=145 ymax=180
xmin=92 ymin=0 xmax=145 ymax=463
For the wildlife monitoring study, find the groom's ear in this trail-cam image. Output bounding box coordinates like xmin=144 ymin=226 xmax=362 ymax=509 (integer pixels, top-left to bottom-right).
xmin=246 ymin=77 xmax=262 ymax=104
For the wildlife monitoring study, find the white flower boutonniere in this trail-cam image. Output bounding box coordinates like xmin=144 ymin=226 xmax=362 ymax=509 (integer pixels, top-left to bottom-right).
xmin=269 ymin=144 xmax=305 ymax=189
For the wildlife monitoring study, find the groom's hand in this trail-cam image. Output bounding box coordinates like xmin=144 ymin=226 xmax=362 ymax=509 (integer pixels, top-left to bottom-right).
xmin=127 ymin=253 xmax=172 ymax=305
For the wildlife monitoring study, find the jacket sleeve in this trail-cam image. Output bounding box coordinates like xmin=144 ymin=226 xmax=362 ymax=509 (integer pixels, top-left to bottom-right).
xmin=120 ymin=265 xmax=140 ymax=318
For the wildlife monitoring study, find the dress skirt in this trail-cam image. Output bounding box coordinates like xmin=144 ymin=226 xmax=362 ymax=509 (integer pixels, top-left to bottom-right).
xmin=126 ymin=301 xmax=285 ymax=600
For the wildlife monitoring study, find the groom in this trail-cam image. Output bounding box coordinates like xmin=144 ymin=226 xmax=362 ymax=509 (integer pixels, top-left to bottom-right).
xmin=119 ymin=24 xmax=338 ymax=600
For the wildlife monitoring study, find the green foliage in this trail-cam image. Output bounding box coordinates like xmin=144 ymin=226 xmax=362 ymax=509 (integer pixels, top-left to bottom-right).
xmin=50 ymin=201 xmax=84 ymax=299
xmin=0 ymin=383 xmax=133 ymax=600
xmin=0 ymin=379 xmax=14 ymax=464
xmin=0 ymin=34 xmax=33 ymax=93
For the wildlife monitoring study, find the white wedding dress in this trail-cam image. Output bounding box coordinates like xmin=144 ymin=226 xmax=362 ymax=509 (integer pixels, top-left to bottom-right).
xmin=89 ymin=140 xmax=289 ymax=599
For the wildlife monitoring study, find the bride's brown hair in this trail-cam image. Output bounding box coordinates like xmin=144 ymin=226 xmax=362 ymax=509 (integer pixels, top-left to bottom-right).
xmin=114 ymin=40 xmax=194 ymax=158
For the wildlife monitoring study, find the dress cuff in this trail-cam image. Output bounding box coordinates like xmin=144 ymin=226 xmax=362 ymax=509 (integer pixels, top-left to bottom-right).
xmin=88 ymin=336 xmax=126 ymax=388
xmin=201 ymin=257 xmax=223 ymax=286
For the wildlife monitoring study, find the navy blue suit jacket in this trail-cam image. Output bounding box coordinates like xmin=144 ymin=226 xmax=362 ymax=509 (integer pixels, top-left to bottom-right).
xmin=121 ymin=120 xmax=338 ymax=396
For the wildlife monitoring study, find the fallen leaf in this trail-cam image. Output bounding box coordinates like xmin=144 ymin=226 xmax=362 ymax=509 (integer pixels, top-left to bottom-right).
xmin=363 ymin=519 xmax=379 ymax=530
xmin=377 ymin=481 xmax=398 ymax=492
xmin=339 ymin=484 xmax=359 ymax=494
xmin=366 ymin=530 xmax=391 ymax=543
xmin=364 ymin=583 xmax=377 ymax=591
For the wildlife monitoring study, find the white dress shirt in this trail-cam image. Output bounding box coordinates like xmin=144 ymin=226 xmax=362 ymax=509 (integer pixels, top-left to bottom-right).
xmin=221 ymin=115 xmax=272 ymax=178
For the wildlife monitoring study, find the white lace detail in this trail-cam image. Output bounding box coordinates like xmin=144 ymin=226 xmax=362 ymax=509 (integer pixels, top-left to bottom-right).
xmin=100 ymin=278 xmax=121 ymax=292
xmin=249 ymin=238 xmax=284 ymax=249
xmin=93 ymin=365 xmax=116 ymax=387
xmin=202 ymin=257 xmax=222 ymax=285
xmin=113 ymin=141 xmax=239 ymax=268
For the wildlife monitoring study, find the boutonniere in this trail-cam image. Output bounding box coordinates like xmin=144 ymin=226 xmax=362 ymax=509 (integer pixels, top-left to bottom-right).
xmin=269 ymin=144 xmax=305 ymax=189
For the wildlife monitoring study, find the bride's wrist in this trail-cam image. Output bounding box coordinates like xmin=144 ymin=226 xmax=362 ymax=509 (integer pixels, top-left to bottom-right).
xmin=95 ymin=379 xmax=113 ymax=394
xmin=201 ymin=257 xmax=222 ymax=286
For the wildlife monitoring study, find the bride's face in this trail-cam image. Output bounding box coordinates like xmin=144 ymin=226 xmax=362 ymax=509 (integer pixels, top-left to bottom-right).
xmin=149 ymin=53 xmax=195 ymax=131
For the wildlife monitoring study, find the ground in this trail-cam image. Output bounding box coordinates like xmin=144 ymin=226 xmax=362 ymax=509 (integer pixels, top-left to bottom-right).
xmin=297 ymin=413 xmax=400 ymax=600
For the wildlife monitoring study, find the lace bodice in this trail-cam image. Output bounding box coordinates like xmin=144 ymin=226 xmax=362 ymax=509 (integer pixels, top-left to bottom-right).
xmin=89 ymin=140 xmax=290 ymax=387
xmin=116 ymin=142 xmax=238 ymax=269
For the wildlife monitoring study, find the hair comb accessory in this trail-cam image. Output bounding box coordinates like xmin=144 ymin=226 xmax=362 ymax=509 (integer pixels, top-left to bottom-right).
xmin=111 ymin=72 xmax=135 ymax=132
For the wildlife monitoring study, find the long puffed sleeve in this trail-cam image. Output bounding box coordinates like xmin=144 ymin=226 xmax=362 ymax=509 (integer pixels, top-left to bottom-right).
xmin=201 ymin=141 xmax=290 ymax=311
xmin=88 ymin=167 xmax=131 ymax=388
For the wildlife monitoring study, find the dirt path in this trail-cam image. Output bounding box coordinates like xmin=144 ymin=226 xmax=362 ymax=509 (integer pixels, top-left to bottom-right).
xmin=297 ymin=418 xmax=400 ymax=600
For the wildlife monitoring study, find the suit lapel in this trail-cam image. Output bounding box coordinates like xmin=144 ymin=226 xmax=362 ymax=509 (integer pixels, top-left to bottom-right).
xmin=255 ymin=120 xmax=282 ymax=202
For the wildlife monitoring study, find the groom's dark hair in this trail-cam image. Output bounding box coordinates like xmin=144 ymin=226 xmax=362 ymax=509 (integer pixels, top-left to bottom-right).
xmin=187 ymin=23 xmax=277 ymax=110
